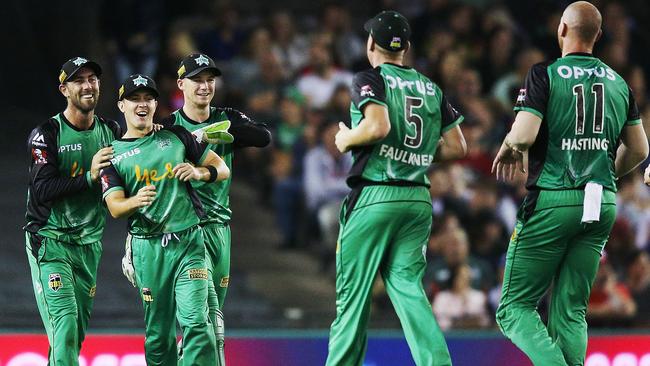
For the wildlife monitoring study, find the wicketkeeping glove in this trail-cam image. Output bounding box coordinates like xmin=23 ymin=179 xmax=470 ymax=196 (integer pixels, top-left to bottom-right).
xmin=122 ymin=234 xmax=136 ymax=287
xmin=192 ymin=120 xmax=234 ymax=145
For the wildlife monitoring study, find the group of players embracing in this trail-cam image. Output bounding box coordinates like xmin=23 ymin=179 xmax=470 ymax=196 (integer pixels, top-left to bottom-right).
xmin=25 ymin=52 xmax=270 ymax=365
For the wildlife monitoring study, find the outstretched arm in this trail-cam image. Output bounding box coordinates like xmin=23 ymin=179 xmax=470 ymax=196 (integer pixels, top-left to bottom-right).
xmin=222 ymin=108 xmax=272 ymax=149
xmin=492 ymin=111 xmax=542 ymax=181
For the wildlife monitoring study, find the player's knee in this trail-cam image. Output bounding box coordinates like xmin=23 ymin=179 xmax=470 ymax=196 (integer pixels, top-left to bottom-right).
xmin=495 ymin=304 xmax=515 ymax=335
xmin=145 ymin=334 xmax=176 ymax=355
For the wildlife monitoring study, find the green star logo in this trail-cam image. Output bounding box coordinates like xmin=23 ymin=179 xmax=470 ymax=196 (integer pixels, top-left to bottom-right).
xmin=194 ymin=54 xmax=210 ymax=66
xmin=133 ymin=75 xmax=148 ymax=86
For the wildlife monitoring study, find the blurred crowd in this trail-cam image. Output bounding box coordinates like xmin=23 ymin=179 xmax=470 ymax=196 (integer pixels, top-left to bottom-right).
xmin=101 ymin=0 xmax=650 ymax=330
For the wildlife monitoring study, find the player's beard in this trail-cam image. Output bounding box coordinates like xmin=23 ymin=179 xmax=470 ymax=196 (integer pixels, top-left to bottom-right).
xmin=72 ymin=91 xmax=100 ymax=114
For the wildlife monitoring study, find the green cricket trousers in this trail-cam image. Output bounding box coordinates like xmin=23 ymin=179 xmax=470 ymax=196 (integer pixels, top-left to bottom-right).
xmin=496 ymin=189 xmax=617 ymax=366
xmin=26 ymin=232 xmax=101 ymax=366
xmin=131 ymin=225 xmax=216 ymax=366
xmin=327 ymin=184 xmax=451 ymax=366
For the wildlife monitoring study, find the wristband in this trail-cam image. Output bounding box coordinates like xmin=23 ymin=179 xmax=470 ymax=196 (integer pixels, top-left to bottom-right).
xmin=206 ymin=166 xmax=218 ymax=183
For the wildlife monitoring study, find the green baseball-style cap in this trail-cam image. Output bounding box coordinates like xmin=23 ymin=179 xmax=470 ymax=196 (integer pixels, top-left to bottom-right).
xmin=364 ymin=10 xmax=411 ymax=52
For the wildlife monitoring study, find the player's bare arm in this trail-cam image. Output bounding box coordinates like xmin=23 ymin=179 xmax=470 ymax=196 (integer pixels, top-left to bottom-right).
xmin=492 ymin=111 xmax=541 ymax=181
xmin=335 ymin=103 xmax=390 ymax=153
xmin=105 ymin=185 xmax=156 ymax=219
xmin=645 ymin=165 xmax=650 ymax=186
xmin=504 ymin=111 xmax=542 ymax=152
xmin=615 ymin=123 xmax=649 ymax=178
xmin=172 ymin=150 xmax=230 ymax=182
xmin=433 ymin=125 xmax=467 ymax=162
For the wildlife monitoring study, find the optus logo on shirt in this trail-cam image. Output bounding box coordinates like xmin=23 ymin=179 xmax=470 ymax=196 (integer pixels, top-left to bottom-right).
xmin=135 ymin=163 xmax=174 ymax=185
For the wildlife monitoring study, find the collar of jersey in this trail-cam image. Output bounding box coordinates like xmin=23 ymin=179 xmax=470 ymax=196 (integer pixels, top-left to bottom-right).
xmin=381 ymin=62 xmax=412 ymax=70
xmin=179 ymin=107 xmax=213 ymax=125
xmin=118 ymin=129 xmax=154 ymax=142
xmin=59 ymin=112 xmax=96 ymax=132
xmin=565 ymin=52 xmax=594 ymax=58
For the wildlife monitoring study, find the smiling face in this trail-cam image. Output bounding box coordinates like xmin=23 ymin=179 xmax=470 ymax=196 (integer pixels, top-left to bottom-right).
xmin=118 ymin=90 xmax=157 ymax=132
xmin=59 ymin=67 xmax=100 ymax=113
xmin=178 ymin=70 xmax=217 ymax=109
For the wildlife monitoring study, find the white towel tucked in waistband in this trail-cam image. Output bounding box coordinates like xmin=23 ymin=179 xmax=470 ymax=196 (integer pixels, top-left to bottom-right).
xmin=581 ymin=182 xmax=603 ymax=223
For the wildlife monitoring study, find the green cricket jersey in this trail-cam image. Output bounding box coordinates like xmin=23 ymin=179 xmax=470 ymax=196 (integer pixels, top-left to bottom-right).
xmin=100 ymin=126 xmax=209 ymax=236
xmin=347 ymin=63 xmax=463 ymax=187
xmin=25 ymin=113 xmax=121 ymax=244
xmin=165 ymin=108 xmax=233 ymax=224
xmin=514 ymin=53 xmax=641 ymax=192
xmin=161 ymin=107 xmax=272 ymax=225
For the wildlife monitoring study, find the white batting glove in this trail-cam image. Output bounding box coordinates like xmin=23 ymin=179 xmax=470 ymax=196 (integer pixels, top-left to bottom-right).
xmin=122 ymin=234 xmax=136 ymax=287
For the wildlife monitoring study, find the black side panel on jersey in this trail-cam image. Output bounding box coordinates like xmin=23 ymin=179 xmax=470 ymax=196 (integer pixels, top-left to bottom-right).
xmin=519 ymin=190 xmax=541 ymax=222
xmin=166 ymin=125 xmax=208 ymax=220
xmin=346 ymin=146 xmax=375 ymax=188
xmin=440 ymin=94 xmax=463 ymax=132
xmin=220 ymin=107 xmax=272 ymax=148
xmin=351 ymin=67 xmax=386 ymax=111
xmin=166 ymin=125 xmax=208 ymax=165
xmin=514 ymin=61 xmax=551 ymax=190
xmin=627 ymin=86 xmax=641 ymax=121
xmin=25 ymin=118 xmax=88 ymax=232
xmin=346 ymin=68 xmax=386 ymax=187
xmin=515 ymin=61 xmax=552 ymax=116
xmin=185 ymin=181 xmax=206 ymax=220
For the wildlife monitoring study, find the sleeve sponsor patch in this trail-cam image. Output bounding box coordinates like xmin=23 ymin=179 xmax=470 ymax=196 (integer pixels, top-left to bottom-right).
xmin=32 ymin=148 xmax=48 ymax=164
xmin=31 ymin=133 xmax=48 ymax=148
xmin=188 ymin=268 xmax=208 ymax=280
xmin=516 ymin=88 xmax=527 ymax=103
xmin=360 ymin=84 xmax=375 ymax=97
xmin=100 ymin=175 xmax=110 ymax=192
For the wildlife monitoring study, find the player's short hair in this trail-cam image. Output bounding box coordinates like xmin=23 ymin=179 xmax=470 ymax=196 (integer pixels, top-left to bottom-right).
xmin=373 ymin=40 xmax=407 ymax=58
xmin=574 ymin=18 xmax=601 ymax=43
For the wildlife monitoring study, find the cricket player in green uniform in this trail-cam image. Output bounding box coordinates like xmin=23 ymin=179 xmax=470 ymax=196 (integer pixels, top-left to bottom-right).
xmin=25 ymin=57 xmax=120 ymax=365
xmin=157 ymin=53 xmax=270 ymax=364
xmin=326 ymin=11 xmax=467 ymax=366
xmin=492 ymin=2 xmax=649 ymax=365
xmin=101 ymin=74 xmax=230 ymax=366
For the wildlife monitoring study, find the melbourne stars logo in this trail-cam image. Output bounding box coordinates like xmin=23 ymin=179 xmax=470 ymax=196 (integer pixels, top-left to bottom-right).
xmin=133 ymin=75 xmax=148 ymax=86
xmin=72 ymin=57 xmax=88 ymax=66
xmin=157 ymin=138 xmax=172 ymax=150
xmin=194 ymin=54 xmax=210 ymax=66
